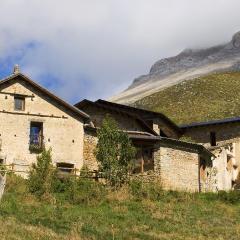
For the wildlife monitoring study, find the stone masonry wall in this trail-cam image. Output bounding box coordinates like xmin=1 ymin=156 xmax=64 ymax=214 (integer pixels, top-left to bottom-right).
xmin=83 ymin=130 xmax=98 ymax=171
xmin=184 ymin=123 xmax=240 ymax=147
xmin=154 ymin=144 xmax=200 ymax=192
xmin=0 ymin=78 xmax=85 ymax=176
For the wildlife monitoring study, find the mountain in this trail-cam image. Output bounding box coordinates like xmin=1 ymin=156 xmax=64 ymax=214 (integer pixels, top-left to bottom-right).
xmin=133 ymin=72 xmax=240 ymax=124
xmin=110 ymin=31 xmax=240 ymax=104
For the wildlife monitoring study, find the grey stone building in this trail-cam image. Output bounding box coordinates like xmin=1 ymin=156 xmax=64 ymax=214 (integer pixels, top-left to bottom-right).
xmin=75 ymin=99 xmax=214 ymax=192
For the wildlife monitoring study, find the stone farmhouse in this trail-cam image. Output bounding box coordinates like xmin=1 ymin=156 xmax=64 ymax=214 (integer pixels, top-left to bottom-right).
xmin=0 ymin=66 xmax=91 ymax=177
xmin=0 ymin=66 xmax=239 ymax=192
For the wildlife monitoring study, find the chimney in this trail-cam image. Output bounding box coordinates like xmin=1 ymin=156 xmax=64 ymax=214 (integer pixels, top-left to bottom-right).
xmin=13 ymin=64 xmax=20 ymax=74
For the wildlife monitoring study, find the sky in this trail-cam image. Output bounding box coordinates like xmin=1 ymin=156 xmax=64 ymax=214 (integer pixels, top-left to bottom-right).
xmin=0 ymin=0 xmax=240 ymax=104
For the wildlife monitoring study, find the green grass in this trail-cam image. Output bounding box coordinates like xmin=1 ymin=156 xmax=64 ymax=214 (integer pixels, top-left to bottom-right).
xmin=1 ymin=175 xmax=240 ymax=239
xmin=134 ymin=72 xmax=240 ymax=124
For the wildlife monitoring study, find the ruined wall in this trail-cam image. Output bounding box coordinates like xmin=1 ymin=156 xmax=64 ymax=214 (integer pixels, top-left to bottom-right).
xmin=0 ymin=78 xmax=85 ymax=175
xmin=153 ymin=144 xmax=200 ymax=192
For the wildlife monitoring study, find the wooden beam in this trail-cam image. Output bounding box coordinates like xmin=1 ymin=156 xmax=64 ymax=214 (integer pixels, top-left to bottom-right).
xmin=0 ymin=110 xmax=68 ymax=119
xmin=0 ymin=91 xmax=35 ymax=98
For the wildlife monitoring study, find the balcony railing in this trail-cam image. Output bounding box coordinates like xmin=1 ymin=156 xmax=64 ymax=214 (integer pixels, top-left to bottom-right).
xmin=29 ymin=134 xmax=44 ymax=152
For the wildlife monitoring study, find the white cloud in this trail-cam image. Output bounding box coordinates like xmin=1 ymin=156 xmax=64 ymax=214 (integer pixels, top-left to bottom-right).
xmin=0 ymin=0 xmax=240 ymax=103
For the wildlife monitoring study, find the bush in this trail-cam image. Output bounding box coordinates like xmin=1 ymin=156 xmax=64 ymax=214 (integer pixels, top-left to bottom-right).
xmin=28 ymin=148 xmax=57 ymax=198
xmin=217 ymin=190 xmax=240 ymax=204
xmin=129 ymin=179 xmax=163 ymax=201
xmin=64 ymin=177 xmax=106 ymax=205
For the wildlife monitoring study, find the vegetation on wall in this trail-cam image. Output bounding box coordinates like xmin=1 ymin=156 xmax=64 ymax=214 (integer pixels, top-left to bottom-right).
xmin=134 ymin=72 xmax=240 ymax=124
xmin=95 ymin=115 xmax=136 ymax=188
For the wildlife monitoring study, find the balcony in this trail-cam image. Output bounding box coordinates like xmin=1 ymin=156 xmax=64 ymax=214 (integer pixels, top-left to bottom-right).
xmin=29 ymin=134 xmax=44 ymax=153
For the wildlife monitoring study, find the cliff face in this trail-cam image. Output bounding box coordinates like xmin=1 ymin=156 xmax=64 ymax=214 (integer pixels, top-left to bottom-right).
xmin=110 ymin=32 xmax=240 ymax=104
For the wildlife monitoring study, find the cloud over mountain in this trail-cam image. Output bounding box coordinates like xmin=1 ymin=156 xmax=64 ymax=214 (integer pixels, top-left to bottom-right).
xmin=0 ymin=0 xmax=240 ymax=103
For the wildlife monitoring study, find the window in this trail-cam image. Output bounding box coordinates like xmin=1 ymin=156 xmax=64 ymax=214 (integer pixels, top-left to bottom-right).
xmin=56 ymin=162 xmax=74 ymax=176
xmin=210 ymin=132 xmax=216 ymax=146
xmin=29 ymin=122 xmax=43 ymax=151
xmin=14 ymin=96 xmax=25 ymax=111
xmin=132 ymin=148 xmax=154 ymax=173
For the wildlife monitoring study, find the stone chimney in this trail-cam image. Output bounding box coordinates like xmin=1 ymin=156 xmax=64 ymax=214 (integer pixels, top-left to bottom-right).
xmin=13 ymin=64 xmax=20 ymax=74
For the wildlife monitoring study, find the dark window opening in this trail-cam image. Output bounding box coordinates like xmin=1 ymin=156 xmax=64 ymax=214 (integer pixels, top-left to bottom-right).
xmin=160 ymin=130 xmax=167 ymax=137
xmin=30 ymin=122 xmax=43 ymax=151
xmin=14 ymin=96 xmax=25 ymax=111
xmin=210 ymin=132 xmax=216 ymax=146
xmin=132 ymin=148 xmax=154 ymax=173
xmin=56 ymin=162 xmax=74 ymax=175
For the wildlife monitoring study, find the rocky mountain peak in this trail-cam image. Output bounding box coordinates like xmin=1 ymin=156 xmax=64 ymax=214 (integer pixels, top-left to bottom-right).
xmin=232 ymin=31 xmax=240 ymax=48
xmin=110 ymin=31 xmax=240 ymax=104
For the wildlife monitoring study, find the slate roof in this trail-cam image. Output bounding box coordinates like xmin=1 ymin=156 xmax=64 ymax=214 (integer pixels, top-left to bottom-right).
xmin=75 ymin=99 xmax=182 ymax=135
xmin=180 ymin=116 xmax=240 ymax=129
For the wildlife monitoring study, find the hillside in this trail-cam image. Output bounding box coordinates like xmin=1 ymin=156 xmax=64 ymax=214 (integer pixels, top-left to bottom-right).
xmin=133 ymin=72 xmax=240 ymax=125
xmin=111 ymin=31 xmax=240 ymax=104
xmin=1 ymin=175 xmax=240 ymax=240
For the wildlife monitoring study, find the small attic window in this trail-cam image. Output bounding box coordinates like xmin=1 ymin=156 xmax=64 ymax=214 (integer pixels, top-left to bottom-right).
xmin=14 ymin=96 xmax=25 ymax=111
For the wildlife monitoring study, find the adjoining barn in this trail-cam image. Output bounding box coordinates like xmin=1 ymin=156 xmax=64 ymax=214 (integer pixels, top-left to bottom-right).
xmin=75 ymin=99 xmax=215 ymax=192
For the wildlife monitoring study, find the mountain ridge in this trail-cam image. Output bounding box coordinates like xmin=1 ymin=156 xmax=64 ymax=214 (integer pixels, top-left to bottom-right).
xmin=110 ymin=31 xmax=240 ymax=104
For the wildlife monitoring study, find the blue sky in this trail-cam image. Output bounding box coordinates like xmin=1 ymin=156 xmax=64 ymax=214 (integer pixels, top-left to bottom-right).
xmin=0 ymin=0 xmax=240 ymax=104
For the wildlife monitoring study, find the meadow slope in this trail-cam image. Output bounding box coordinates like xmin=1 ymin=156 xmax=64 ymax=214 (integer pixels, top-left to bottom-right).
xmin=134 ymin=72 xmax=240 ymax=125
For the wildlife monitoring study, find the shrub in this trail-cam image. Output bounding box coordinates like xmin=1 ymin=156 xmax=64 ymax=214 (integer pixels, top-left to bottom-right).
xmin=129 ymin=179 xmax=163 ymax=201
xmin=27 ymin=148 xmax=57 ymax=198
xmin=95 ymin=115 xmax=136 ymax=188
xmin=217 ymin=190 xmax=240 ymax=204
xmin=65 ymin=177 xmax=106 ymax=205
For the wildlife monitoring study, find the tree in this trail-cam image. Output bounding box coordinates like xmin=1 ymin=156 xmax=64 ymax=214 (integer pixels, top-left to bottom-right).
xmin=95 ymin=115 xmax=136 ymax=188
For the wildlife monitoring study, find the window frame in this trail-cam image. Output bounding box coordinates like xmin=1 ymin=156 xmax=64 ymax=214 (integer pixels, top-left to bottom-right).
xmin=14 ymin=96 xmax=25 ymax=111
xmin=29 ymin=121 xmax=44 ymax=152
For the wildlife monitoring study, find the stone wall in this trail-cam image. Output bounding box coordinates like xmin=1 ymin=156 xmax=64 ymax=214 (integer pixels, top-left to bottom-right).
xmin=183 ymin=123 xmax=240 ymax=147
xmin=83 ymin=130 xmax=98 ymax=171
xmin=153 ymin=144 xmax=200 ymax=192
xmin=0 ymin=78 xmax=85 ymax=176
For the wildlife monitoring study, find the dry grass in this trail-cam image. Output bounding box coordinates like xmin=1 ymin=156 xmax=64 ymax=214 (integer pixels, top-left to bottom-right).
xmin=134 ymin=72 xmax=240 ymax=124
xmin=1 ymin=175 xmax=240 ymax=239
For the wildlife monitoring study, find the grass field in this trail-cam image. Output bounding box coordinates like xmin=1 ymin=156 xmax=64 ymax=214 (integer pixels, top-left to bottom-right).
xmin=1 ymin=175 xmax=240 ymax=240
xmin=134 ymin=72 xmax=240 ymax=125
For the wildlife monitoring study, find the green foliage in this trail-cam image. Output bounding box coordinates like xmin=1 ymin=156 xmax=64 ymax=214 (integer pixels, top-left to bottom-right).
xmin=27 ymin=148 xmax=57 ymax=198
xmin=3 ymin=175 xmax=240 ymax=239
xmin=129 ymin=179 xmax=164 ymax=201
xmin=95 ymin=115 xmax=136 ymax=188
xmin=134 ymin=72 xmax=240 ymax=124
xmin=64 ymin=177 xmax=106 ymax=205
